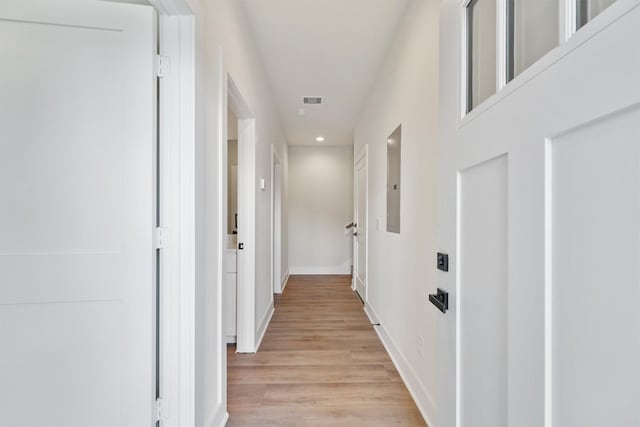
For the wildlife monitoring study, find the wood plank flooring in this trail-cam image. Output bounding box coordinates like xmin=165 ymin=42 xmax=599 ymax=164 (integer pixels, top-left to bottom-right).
xmin=227 ymin=275 xmax=427 ymax=426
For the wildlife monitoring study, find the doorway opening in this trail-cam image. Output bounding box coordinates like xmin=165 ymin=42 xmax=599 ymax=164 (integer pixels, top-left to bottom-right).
xmin=224 ymin=108 xmax=239 ymax=345
xmin=353 ymin=145 xmax=368 ymax=304
xmin=224 ymin=76 xmax=257 ymax=354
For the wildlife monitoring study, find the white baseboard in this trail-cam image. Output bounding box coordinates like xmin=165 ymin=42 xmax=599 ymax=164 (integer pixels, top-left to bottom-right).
xmin=255 ymin=303 xmax=274 ymax=352
xmin=206 ymin=403 xmax=228 ymax=427
xmin=279 ymin=270 xmax=289 ymax=293
xmin=289 ymin=265 xmax=351 ymax=275
xmin=364 ymin=301 xmax=380 ymax=325
xmin=372 ymin=315 xmax=437 ymax=427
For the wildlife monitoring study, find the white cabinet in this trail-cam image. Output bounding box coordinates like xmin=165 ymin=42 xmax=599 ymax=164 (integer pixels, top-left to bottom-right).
xmin=224 ymin=249 xmax=237 ymax=343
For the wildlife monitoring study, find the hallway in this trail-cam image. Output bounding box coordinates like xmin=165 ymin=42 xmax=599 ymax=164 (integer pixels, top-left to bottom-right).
xmin=227 ymin=275 xmax=426 ymax=426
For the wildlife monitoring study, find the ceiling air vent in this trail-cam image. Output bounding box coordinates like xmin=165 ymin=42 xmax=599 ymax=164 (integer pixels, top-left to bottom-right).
xmin=303 ymin=97 xmax=322 ymax=105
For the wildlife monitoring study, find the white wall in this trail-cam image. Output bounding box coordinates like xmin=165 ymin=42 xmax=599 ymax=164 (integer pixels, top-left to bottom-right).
xmin=189 ymin=1 xmax=289 ymax=425
xmin=353 ymin=0 xmax=439 ymax=425
xmin=288 ymin=146 xmax=353 ymax=275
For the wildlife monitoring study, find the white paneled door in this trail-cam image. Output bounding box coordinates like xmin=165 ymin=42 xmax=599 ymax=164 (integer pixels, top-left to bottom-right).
xmin=0 ymin=1 xmax=157 ymax=426
xmin=438 ymin=1 xmax=640 ymax=427
xmin=354 ymin=148 xmax=367 ymax=301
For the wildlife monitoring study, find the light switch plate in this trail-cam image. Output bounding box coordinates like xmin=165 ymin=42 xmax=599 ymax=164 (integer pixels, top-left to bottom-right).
xmin=437 ymin=252 xmax=449 ymax=272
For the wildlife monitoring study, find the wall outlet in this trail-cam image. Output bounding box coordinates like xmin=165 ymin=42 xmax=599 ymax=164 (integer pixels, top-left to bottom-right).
xmin=417 ymin=335 xmax=424 ymax=358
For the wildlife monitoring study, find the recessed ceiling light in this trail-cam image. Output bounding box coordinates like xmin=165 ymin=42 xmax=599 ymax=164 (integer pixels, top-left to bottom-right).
xmin=316 ymin=136 xmax=325 ymax=142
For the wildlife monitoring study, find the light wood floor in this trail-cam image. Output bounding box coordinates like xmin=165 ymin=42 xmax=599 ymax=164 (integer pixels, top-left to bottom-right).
xmin=227 ymin=275 xmax=427 ymax=426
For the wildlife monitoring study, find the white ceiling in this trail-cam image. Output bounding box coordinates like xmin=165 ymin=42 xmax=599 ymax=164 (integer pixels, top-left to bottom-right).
xmin=239 ymin=0 xmax=410 ymax=146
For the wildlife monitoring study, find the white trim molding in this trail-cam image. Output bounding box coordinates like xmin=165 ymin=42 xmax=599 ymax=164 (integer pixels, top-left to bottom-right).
xmin=151 ymin=0 xmax=193 ymax=15
xmin=255 ymin=303 xmax=275 ymax=352
xmin=151 ymin=1 xmax=195 ymax=426
xmin=373 ymin=322 xmax=437 ymax=427
xmin=205 ymin=403 xmax=229 ymax=427
xmin=280 ymin=270 xmax=290 ymax=293
xmin=364 ymin=301 xmax=380 ymax=325
xmin=290 ymin=262 xmax=353 ymax=276
xmin=270 ymin=144 xmax=284 ymax=296
xmin=226 ymin=75 xmax=257 ymax=354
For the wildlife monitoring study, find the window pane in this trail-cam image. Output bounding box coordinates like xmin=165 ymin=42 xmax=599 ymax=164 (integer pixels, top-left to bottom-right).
xmin=467 ymin=0 xmax=497 ymax=112
xmin=577 ymin=0 xmax=617 ymax=29
xmin=510 ymin=0 xmax=559 ymax=78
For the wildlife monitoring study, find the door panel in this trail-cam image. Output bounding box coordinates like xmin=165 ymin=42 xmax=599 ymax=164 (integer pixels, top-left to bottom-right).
xmin=0 ymin=302 xmax=122 ymax=426
xmin=0 ymin=1 xmax=156 ymax=425
xmin=0 ymin=20 xmax=122 ymax=255
xmin=550 ymin=107 xmax=640 ymax=427
xmin=459 ymin=155 xmax=508 ymax=427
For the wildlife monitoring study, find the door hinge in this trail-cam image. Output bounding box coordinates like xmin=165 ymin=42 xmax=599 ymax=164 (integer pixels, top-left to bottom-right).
xmin=154 ymin=227 xmax=168 ymax=249
xmin=154 ymin=397 xmax=168 ymax=422
xmin=157 ymin=55 xmax=170 ymax=78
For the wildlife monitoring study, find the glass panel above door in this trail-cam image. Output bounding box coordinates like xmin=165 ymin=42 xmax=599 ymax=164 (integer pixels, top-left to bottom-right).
xmin=508 ymin=0 xmax=559 ymax=80
xmin=577 ymin=0 xmax=617 ymax=29
xmin=467 ymin=0 xmax=497 ymax=112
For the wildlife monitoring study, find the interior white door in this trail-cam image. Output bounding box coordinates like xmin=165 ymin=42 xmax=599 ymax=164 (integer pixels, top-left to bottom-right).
xmin=438 ymin=1 xmax=640 ymax=426
xmin=0 ymin=1 xmax=157 ymax=426
xmin=354 ymin=149 xmax=367 ymax=300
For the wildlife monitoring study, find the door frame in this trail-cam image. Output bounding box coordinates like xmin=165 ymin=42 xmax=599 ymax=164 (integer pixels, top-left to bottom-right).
xmin=150 ymin=1 xmax=196 ymax=425
xmin=225 ymin=75 xmax=257 ymax=354
xmin=271 ymin=145 xmax=284 ymax=295
xmin=353 ymin=145 xmax=368 ymax=300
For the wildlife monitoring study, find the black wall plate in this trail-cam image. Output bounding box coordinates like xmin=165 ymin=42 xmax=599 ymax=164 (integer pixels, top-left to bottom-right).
xmin=437 ymin=252 xmax=449 ymax=272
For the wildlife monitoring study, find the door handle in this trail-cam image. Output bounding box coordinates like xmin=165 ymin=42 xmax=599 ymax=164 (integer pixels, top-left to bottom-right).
xmin=429 ymin=288 xmax=448 ymax=313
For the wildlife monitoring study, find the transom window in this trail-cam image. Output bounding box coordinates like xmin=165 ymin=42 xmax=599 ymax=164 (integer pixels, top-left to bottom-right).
xmin=577 ymin=0 xmax=617 ymax=29
xmin=466 ymin=0 xmax=497 ymax=112
xmin=464 ymin=0 xmax=618 ymax=114
xmin=506 ymin=0 xmax=559 ymax=81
